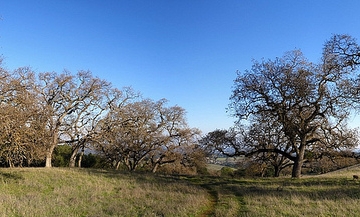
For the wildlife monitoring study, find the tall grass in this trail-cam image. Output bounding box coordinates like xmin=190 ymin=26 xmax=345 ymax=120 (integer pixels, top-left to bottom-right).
xmin=0 ymin=168 xmax=209 ymax=217
xmin=2 ymin=167 xmax=360 ymax=216
xmin=185 ymin=173 xmax=360 ymax=217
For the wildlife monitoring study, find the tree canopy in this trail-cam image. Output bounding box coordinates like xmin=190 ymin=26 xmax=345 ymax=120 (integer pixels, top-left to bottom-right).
xmin=0 ymin=61 xmax=204 ymax=173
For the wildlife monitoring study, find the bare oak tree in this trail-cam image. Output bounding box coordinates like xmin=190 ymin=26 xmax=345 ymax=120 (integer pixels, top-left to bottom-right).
xmin=38 ymin=71 xmax=110 ymax=167
xmin=0 ymin=66 xmax=48 ymax=166
xmin=97 ymin=98 xmax=202 ymax=173
xmin=229 ymin=35 xmax=360 ymax=178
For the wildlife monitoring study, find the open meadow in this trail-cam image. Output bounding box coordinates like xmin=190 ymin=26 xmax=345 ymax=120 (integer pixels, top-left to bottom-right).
xmin=1 ymin=167 xmax=360 ymax=216
xmin=0 ymin=168 xmax=209 ymax=217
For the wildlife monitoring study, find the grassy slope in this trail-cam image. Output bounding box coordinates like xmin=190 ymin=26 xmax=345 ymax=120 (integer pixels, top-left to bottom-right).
xmin=2 ymin=167 xmax=360 ymax=217
xmin=0 ymin=168 xmax=209 ymax=217
xmin=187 ymin=176 xmax=360 ymax=217
xmin=186 ymin=166 xmax=360 ymax=217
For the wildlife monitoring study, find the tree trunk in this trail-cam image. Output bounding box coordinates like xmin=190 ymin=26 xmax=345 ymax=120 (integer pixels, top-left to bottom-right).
xmin=274 ymin=165 xmax=280 ymax=177
xmin=152 ymin=163 xmax=159 ymax=173
xmin=292 ymin=159 xmax=302 ymax=178
xmin=77 ymin=148 xmax=84 ymax=168
xmin=261 ymin=166 xmax=266 ymax=177
xmin=291 ymin=145 xmax=306 ymax=178
xmin=45 ymin=144 xmax=56 ymax=168
xmin=69 ymin=147 xmax=80 ymax=168
xmin=8 ymin=159 xmax=14 ymax=168
xmin=115 ymin=161 xmax=121 ymax=170
xmin=45 ymin=130 xmax=59 ymax=168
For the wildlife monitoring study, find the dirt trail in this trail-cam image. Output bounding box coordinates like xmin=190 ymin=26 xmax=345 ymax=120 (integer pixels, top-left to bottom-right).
xmin=198 ymin=183 xmax=218 ymax=217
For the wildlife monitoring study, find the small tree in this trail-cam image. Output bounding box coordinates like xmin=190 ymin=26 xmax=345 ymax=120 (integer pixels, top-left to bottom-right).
xmin=96 ymin=98 xmax=203 ymax=173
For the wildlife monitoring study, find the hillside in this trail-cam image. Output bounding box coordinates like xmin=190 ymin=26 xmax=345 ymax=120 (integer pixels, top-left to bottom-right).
xmin=2 ymin=167 xmax=360 ymax=216
xmin=0 ymin=168 xmax=209 ymax=216
xmin=316 ymin=163 xmax=360 ymax=178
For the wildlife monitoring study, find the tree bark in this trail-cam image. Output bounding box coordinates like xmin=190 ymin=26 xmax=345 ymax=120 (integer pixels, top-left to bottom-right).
xmin=274 ymin=166 xmax=280 ymax=177
xmin=45 ymin=129 xmax=60 ymax=168
xmin=77 ymin=148 xmax=84 ymax=168
xmin=8 ymin=159 xmax=14 ymax=168
xmin=69 ymin=147 xmax=80 ymax=168
xmin=292 ymin=159 xmax=302 ymax=178
xmin=115 ymin=161 xmax=121 ymax=170
xmin=152 ymin=163 xmax=159 ymax=173
xmin=291 ymin=144 xmax=306 ymax=178
xmin=45 ymin=144 xmax=56 ymax=168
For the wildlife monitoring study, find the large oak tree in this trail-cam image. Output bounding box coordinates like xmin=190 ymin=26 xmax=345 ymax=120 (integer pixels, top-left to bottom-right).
xmin=37 ymin=71 xmax=110 ymax=167
xmin=228 ymin=34 xmax=360 ymax=178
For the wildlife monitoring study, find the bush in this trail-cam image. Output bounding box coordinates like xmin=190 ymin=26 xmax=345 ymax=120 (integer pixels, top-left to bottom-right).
xmin=220 ymin=166 xmax=234 ymax=177
xmin=196 ymin=166 xmax=210 ymax=175
xmin=53 ymin=145 xmax=72 ymax=167
xmin=233 ymin=168 xmax=246 ymax=177
xmin=80 ymin=153 xmax=103 ymax=168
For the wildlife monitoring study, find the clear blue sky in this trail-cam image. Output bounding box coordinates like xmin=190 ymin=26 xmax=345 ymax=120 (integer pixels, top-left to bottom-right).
xmin=1 ymin=1 xmax=360 ymax=134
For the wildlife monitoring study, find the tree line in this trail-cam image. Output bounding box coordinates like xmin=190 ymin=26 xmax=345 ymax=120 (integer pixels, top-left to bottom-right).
xmin=0 ymin=62 xmax=205 ymax=174
xmin=203 ymin=34 xmax=360 ymax=178
xmin=3 ymin=34 xmax=360 ymax=178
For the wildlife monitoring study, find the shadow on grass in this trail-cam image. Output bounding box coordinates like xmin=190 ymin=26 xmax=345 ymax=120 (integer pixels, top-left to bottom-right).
xmin=181 ymin=176 xmax=252 ymax=215
xmin=211 ymin=177 xmax=359 ymax=198
xmin=68 ymin=169 xmax=360 ymax=216
xmin=171 ymin=175 xmax=360 ymax=216
xmin=0 ymin=171 xmax=24 ymax=183
xmin=240 ymin=178 xmax=360 ymax=201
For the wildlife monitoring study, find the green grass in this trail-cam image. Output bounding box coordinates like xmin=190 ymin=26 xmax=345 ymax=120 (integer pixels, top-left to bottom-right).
xmin=0 ymin=168 xmax=209 ymax=217
xmin=184 ymin=173 xmax=360 ymax=216
xmin=1 ymin=167 xmax=360 ymax=216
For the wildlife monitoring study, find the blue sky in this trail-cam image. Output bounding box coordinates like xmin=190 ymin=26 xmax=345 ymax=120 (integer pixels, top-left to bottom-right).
xmin=1 ymin=1 xmax=360 ymax=134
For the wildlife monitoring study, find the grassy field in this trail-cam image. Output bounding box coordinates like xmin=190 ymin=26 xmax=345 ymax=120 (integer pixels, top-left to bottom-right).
xmin=0 ymin=168 xmax=209 ymax=217
xmin=1 ymin=167 xmax=360 ymax=216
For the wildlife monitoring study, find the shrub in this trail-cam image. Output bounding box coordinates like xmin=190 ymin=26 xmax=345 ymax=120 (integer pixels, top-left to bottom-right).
xmin=80 ymin=153 xmax=108 ymax=168
xmin=196 ymin=166 xmax=210 ymax=175
xmin=53 ymin=145 xmax=72 ymax=167
xmin=233 ymin=168 xmax=246 ymax=177
xmin=220 ymin=166 xmax=234 ymax=177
